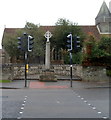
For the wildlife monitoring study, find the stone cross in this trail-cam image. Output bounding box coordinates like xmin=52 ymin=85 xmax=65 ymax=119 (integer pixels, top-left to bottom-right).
xmin=44 ymin=31 xmax=52 ymax=70
xmin=44 ymin=31 xmax=52 ymax=42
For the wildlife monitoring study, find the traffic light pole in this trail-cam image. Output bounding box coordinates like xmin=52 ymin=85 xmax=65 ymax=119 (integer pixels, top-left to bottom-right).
xmin=67 ymin=34 xmax=80 ymax=87
xmin=17 ymin=33 xmax=34 ymax=88
xmin=67 ymin=33 xmax=73 ymax=87
xmin=24 ymin=51 xmax=28 ymax=87
xmin=70 ymin=52 xmax=73 ymax=87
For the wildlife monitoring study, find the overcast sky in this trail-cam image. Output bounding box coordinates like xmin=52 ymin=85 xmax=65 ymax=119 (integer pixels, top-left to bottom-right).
xmin=0 ymin=0 xmax=110 ymax=49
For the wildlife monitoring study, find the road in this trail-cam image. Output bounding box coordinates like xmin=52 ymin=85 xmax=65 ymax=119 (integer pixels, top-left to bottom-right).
xmin=1 ymin=80 xmax=110 ymax=119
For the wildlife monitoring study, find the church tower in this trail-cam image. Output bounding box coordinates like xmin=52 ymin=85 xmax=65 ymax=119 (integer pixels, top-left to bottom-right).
xmin=95 ymin=1 xmax=111 ymax=33
xmin=109 ymin=1 xmax=111 ymax=13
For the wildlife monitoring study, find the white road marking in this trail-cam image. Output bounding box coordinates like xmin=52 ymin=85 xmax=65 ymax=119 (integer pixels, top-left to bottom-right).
xmin=98 ymin=111 xmax=102 ymax=114
xmin=22 ymin=104 xmax=25 ymax=106
xmin=17 ymin=117 xmax=21 ymax=119
xmin=19 ymin=112 xmax=23 ymax=114
xmin=92 ymin=107 xmax=96 ymax=110
xmin=17 ymin=96 xmax=28 ymax=119
xmin=21 ymin=107 xmax=24 ymax=110
xmin=102 ymin=116 xmax=108 ymax=119
xmin=57 ymin=101 xmax=60 ymax=103
xmin=88 ymin=104 xmax=91 ymax=106
xmin=81 ymin=98 xmax=84 ymax=100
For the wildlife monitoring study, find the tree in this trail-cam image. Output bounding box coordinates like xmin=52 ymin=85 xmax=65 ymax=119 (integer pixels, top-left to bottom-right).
xmin=52 ymin=18 xmax=85 ymax=50
xmin=52 ymin=18 xmax=85 ymax=64
xmin=24 ymin=22 xmax=45 ymax=59
xmin=99 ymin=36 xmax=111 ymax=55
xmin=2 ymin=29 xmax=25 ymax=62
xmin=2 ymin=22 xmax=45 ymax=63
xmin=98 ymin=36 xmax=111 ymax=65
xmin=84 ymin=35 xmax=111 ymax=65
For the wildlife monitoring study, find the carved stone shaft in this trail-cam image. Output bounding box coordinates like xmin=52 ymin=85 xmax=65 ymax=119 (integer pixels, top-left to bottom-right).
xmin=45 ymin=42 xmax=50 ymax=69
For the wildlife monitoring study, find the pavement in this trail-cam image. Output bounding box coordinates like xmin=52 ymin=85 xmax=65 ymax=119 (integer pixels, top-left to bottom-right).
xmin=1 ymin=71 xmax=110 ymax=89
xmin=0 ymin=78 xmax=109 ymax=89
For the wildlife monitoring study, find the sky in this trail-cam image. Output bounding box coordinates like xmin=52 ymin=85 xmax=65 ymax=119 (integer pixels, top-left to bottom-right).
xmin=0 ymin=0 xmax=111 ymax=49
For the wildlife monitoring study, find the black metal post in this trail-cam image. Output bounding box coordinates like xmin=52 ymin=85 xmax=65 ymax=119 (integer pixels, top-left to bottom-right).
xmin=70 ymin=52 xmax=73 ymax=87
xmin=24 ymin=51 xmax=28 ymax=87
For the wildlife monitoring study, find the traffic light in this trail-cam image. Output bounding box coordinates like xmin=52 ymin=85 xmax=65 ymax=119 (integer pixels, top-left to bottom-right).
xmin=28 ymin=35 xmax=34 ymax=52
xmin=66 ymin=33 xmax=72 ymax=52
xmin=22 ymin=33 xmax=28 ymax=51
xmin=17 ymin=37 xmax=22 ymax=50
xmin=17 ymin=33 xmax=28 ymax=51
xmin=74 ymin=36 xmax=80 ymax=52
xmin=17 ymin=33 xmax=34 ymax=52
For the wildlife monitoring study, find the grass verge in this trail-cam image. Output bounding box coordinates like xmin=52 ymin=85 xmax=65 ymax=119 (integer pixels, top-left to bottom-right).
xmin=0 ymin=80 xmax=11 ymax=83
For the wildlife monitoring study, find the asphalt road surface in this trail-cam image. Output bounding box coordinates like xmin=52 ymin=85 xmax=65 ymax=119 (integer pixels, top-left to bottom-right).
xmin=1 ymin=81 xmax=110 ymax=119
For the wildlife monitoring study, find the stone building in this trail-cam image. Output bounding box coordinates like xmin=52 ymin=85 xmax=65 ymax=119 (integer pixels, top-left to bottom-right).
xmin=1 ymin=1 xmax=111 ymax=64
xmin=95 ymin=1 xmax=111 ymax=33
xmin=0 ymin=49 xmax=10 ymax=64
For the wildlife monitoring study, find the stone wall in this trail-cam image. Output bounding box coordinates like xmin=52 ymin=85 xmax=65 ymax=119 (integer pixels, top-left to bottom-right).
xmin=2 ymin=64 xmax=14 ymax=80
xmin=2 ymin=64 xmax=110 ymax=82
xmin=12 ymin=65 xmax=80 ymax=79
xmin=82 ymin=66 xmax=109 ymax=82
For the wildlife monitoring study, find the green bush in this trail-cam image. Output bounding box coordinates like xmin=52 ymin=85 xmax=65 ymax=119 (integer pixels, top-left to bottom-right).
xmin=63 ymin=52 xmax=83 ymax=64
xmin=63 ymin=53 xmax=70 ymax=64
xmin=106 ymin=69 xmax=111 ymax=76
xmin=72 ymin=52 xmax=83 ymax=64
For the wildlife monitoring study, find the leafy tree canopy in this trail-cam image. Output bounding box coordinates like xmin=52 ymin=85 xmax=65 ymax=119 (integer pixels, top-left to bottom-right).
xmin=2 ymin=29 xmax=24 ymax=58
xmin=2 ymin=19 xmax=85 ymax=64
xmin=84 ymin=35 xmax=111 ymax=65
xmin=99 ymin=36 xmax=111 ymax=55
xmin=2 ymin=22 xmax=45 ymax=61
xmin=24 ymin=22 xmax=45 ymax=57
xmin=52 ymin=18 xmax=85 ymax=50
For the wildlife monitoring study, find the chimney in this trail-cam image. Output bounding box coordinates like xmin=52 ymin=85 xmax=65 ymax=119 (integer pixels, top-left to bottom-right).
xmin=109 ymin=1 xmax=111 ymax=13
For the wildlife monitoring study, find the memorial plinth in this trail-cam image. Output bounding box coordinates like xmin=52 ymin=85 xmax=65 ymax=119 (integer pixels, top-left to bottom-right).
xmin=39 ymin=69 xmax=57 ymax=82
xmin=39 ymin=31 xmax=57 ymax=82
